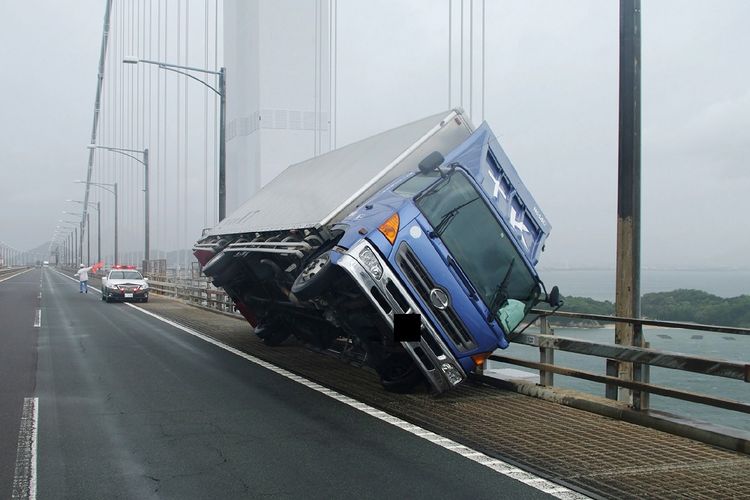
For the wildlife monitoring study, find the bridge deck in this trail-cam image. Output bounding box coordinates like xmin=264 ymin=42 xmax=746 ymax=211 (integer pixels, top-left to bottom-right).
xmin=138 ymin=295 xmax=750 ymax=499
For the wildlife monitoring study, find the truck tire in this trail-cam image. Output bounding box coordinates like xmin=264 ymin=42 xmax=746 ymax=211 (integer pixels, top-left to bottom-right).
xmin=254 ymin=319 xmax=292 ymax=346
xmin=377 ymin=353 xmax=424 ymax=393
xmin=202 ymin=250 xmax=233 ymax=278
xmin=291 ymin=251 xmax=336 ymax=300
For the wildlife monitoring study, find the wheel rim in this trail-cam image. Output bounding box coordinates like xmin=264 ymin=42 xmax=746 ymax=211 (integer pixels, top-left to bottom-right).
xmin=299 ymin=254 xmax=328 ymax=284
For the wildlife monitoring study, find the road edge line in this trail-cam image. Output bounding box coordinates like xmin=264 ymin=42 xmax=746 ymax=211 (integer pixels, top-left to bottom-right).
xmin=123 ymin=301 xmax=589 ymax=500
xmin=0 ymin=268 xmax=35 ymax=284
xmin=11 ymin=397 xmax=38 ymax=500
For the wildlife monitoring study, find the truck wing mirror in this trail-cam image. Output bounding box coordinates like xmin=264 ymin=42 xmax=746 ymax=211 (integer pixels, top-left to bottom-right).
xmin=547 ymin=286 xmax=561 ymax=307
xmin=418 ymin=151 xmax=445 ymax=174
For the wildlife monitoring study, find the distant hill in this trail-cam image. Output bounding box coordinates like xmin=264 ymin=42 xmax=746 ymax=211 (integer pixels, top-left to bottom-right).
xmin=19 ymin=241 xmax=53 ymax=264
xmin=552 ymin=289 xmax=750 ymax=328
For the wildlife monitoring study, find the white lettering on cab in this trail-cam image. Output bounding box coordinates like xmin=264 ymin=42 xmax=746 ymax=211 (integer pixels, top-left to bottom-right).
xmin=487 ymin=169 xmax=507 ymax=201
xmin=510 ymin=207 xmax=531 ymax=249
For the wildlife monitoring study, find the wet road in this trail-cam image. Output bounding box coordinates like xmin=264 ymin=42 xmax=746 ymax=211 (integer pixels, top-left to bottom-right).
xmin=0 ymin=267 xmax=556 ymax=499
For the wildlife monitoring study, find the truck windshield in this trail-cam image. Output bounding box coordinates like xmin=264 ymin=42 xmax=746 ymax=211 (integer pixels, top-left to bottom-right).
xmin=415 ymin=170 xmax=540 ymax=314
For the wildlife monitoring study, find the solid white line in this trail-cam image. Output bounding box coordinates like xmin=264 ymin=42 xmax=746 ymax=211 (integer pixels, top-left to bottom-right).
xmin=0 ymin=268 xmax=34 ymax=284
xmin=33 ymin=310 xmax=41 ymax=328
xmin=123 ymin=302 xmax=589 ymax=499
xmin=12 ymin=397 xmax=38 ymax=500
xmin=53 ymin=270 xmax=102 ymax=295
xmin=53 ymin=267 xmax=586 ymax=497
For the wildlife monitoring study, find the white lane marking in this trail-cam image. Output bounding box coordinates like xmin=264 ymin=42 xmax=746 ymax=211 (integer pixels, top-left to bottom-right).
xmin=51 ymin=267 xmax=586 ymax=495
xmin=0 ymin=268 xmax=34 ymax=284
xmin=33 ymin=310 xmax=41 ymax=328
xmin=54 ymin=267 xmax=586 ymax=497
xmin=12 ymin=397 xmax=38 ymax=500
xmin=124 ymin=303 xmax=589 ymax=499
xmin=52 ymin=270 xmax=102 ymax=295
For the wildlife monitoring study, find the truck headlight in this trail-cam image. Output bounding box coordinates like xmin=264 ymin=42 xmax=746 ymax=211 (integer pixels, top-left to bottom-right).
xmin=358 ymin=247 xmax=383 ymax=280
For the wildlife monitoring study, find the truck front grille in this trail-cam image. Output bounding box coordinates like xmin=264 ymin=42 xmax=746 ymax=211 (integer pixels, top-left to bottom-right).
xmin=396 ymin=243 xmax=476 ymax=352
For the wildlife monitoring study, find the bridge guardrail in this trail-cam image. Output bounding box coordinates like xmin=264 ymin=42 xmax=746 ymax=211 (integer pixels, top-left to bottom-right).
xmin=139 ymin=271 xmax=749 ymax=432
xmin=494 ymin=311 xmax=749 ymax=415
xmin=145 ymin=275 xmax=237 ymax=314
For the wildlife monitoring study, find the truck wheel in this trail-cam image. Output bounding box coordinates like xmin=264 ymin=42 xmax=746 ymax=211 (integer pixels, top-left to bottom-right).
xmin=291 ymin=251 xmax=336 ymax=300
xmin=377 ymin=353 xmax=424 ymax=393
xmin=203 ymin=251 xmax=233 ymax=277
xmin=254 ymin=319 xmax=291 ymax=346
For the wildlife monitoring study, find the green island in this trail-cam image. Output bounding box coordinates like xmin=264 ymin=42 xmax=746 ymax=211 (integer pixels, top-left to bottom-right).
xmin=548 ymin=289 xmax=750 ymax=328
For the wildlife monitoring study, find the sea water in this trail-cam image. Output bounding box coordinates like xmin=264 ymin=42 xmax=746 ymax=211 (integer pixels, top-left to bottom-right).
xmin=539 ymin=268 xmax=750 ymax=301
xmin=490 ymin=269 xmax=750 ymax=432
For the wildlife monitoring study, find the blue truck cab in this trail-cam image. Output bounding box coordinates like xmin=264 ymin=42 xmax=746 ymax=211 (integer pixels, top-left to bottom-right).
xmin=195 ymin=110 xmax=556 ymax=395
xmin=331 ymin=122 xmax=552 ymax=392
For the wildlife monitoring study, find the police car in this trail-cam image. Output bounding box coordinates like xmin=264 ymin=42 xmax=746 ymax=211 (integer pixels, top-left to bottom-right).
xmin=101 ymin=265 xmax=150 ymax=303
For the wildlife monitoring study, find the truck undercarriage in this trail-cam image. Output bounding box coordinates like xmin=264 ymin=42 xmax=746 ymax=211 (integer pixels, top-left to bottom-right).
xmin=198 ymin=229 xmax=426 ymax=392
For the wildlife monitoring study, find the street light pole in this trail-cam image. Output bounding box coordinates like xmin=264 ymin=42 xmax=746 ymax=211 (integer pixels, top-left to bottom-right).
xmin=88 ymin=145 xmax=149 ymax=269
xmin=218 ymin=68 xmax=226 ymax=221
xmin=86 ymin=212 xmax=90 ymax=264
xmin=67 ymin=200 xmax=101 ymax=263
xmin=78 ymin=180 xmax=117 ymax=265
xmin=58 ymin=221 xmax=78 ymax=267
xmin=97 ymin=201 xmax=101 ymax=263
xmin=124 ymin=56 xmax=226 ymax=221
xmin=144 ymin=148 xmax=149 ymax=268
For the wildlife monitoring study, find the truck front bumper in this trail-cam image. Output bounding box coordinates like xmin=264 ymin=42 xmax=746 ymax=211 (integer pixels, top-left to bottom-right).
xmin=335 ymin=240 xmax=467 ymax=393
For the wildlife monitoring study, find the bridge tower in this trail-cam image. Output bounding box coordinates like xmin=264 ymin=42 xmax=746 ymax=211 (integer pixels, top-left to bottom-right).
xmin=223 ymin=0 xmax=332 ymax=214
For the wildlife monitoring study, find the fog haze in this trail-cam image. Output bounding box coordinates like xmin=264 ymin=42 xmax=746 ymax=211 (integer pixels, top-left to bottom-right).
xmin=0 ymin=0 xmax=747 ymax=270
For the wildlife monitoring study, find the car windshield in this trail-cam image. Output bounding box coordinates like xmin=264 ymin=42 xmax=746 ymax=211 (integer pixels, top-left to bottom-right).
xmin=109 ymin=271 xmax=143 ymax=280
xmin=414 ymin=170 xmax=540 ymax=312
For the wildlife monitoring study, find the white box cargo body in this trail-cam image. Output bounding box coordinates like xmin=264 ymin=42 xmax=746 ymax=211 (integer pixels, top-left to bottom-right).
xmin=207 ymin=110 xmax=473 ymax=237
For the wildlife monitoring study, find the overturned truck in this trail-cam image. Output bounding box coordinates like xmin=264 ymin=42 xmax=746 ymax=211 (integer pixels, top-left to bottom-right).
xmin=194 ymin=109 xmax=559 ymax=394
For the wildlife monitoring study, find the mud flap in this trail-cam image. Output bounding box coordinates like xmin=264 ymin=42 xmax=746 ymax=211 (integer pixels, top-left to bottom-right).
xmin=394 ymin=313 xmax=421 ymax=342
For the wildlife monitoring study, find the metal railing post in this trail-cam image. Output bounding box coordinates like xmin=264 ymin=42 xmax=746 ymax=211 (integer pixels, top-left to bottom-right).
xmin=539 ymin=316 xmax=554 ymax=387
xmin=632 ymin=324 xmax=650 ymax=410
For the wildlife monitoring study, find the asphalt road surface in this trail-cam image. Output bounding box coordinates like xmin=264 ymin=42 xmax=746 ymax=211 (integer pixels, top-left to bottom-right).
xmin=0 ymin=268 xmax=39 ymax=497
xmin=1 ymin=267 xmax=556 ymax=499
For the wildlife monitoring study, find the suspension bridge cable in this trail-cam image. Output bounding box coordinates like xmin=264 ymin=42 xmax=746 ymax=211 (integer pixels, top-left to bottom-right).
xmin=81 ymin=0 xmax=113 ymax=262
xmin=482 ymin=0 xmax=485 ymax=122
xmin=204 ymin=0 xmax=209 ymax=229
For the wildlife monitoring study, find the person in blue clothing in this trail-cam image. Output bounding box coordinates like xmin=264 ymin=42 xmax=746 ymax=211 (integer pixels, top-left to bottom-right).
xmin=74 ymin=264 xmax=93 ymax=293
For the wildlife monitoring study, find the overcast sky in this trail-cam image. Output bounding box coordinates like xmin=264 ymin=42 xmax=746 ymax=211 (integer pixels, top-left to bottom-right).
xmin=0 ymin=1 xmax=748 ymax=270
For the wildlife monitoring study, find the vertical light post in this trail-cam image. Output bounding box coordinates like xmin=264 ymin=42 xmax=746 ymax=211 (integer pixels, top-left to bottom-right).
xmin=124 ymin=56 xmax=226 ymax=221
xmin=63 ymin=210 xmax=90 ymax=263
xmin=68 ymin=200 xmax=101 ymax=263
xmin=59 ymin=220 xmax=79 ymax=265
xmin=88 ymin=145 xmax=149 ymax=269
xmin=56 ymin=224 xmax=76 ymax=266
xmin=77 ymin=181 xmax=117 ymax=264
xmin=610 ymin=0 xmax=645 ymax=408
